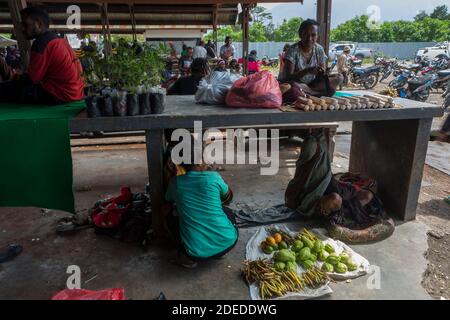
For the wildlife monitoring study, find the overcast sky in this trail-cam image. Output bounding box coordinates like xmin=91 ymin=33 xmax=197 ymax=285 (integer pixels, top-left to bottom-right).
xmin=260 ymin=0 xmax=450 ymax=27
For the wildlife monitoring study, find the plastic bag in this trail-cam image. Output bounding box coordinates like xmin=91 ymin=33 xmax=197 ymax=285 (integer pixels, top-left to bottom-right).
xmin=225 ymin=71 xmax=282 ymax=108
xmin=195 ymin=71 xmax=240 ymax=105
xmin=51 ymin=288 xmax=125 ymax=300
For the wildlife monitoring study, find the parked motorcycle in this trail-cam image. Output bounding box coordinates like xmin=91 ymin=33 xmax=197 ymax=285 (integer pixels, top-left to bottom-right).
xmin=349 ymin=64 xmax=381 ymax=89
xmin=375 ymin=57 xmax=398 ymax=82
xmin=443 ymin=80 xmax=450 ymax=110
xmin=261 ymin=56 xmax=279 ymax=67
xmin=388 ymin=70 xmax=414 ymax=96
xmin=431 ymin=69 xmax=450 ymax=91
xmin=390 ymin=72 xmax=435 ymax=102
xmin=431 ymin=56 xmax=450 ymax=71
xmin=393 ymin=58 xmax=430 ymax=77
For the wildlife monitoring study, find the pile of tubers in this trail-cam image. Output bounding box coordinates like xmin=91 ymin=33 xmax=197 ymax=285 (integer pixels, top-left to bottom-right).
xmin=294 ymin=94 xmax=395 ymax=111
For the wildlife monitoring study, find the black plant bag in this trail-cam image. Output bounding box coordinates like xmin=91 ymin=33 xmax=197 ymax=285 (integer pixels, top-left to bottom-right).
xmin=126 ymin=93 xmax=139 ymax=116
xmin=150 ymin=92 xmax=166 ymax=114
xmin=85 ymin=96 xmax=102 ymax=118
xmin=113 ymin=91 xmax=127 ymax=116
xmin=139 ymin=92 xmax=151 ymax=115
xmin=100 ymin=95 xmax=114 ymax=116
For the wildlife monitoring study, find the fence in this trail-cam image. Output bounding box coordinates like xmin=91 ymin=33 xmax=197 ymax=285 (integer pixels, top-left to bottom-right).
xmin=232 ymin=41 xmax=438 ymax=60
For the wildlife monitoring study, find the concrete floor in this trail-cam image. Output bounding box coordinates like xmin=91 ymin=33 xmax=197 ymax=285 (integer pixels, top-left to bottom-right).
xmin=0 ymin=136 xmax=434 ymax=300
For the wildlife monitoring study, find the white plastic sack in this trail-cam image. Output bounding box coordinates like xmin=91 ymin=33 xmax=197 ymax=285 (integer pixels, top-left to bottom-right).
xmin=195 ymin=71 xmax=241 ymax=105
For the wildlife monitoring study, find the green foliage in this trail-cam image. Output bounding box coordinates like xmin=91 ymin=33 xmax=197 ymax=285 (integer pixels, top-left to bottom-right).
xmin=331 ymin=13 xmax=450 ymax=42
xmin=205 ymin=4 xmax=450 ymax=43
xmin=250 ymin=22 xmax=269 ymax=42
xmin=273 ymin=17 xmax=302 ymax=42
xmin=82 ymin=39 xmax=168 ymax=93
xmin=251 ymin=6 xmax=273 ymax=25
xmin=430 ymin=5 xmax=450 ymax=20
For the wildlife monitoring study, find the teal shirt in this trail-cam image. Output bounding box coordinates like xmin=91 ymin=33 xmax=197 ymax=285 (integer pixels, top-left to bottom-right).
xmin=165 ymin=171 xmax=238 ymax=258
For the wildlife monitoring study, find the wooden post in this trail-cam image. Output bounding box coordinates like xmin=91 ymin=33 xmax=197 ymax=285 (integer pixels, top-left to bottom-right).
xmin=7 ymin=0 xmax=31 ymax=69
xmin=213 ymin=4 xmax=218 ymax=57
xmin=129 ymin=4 xmax=137 ymax=42
xmin=100 ymin=3 xmax=112 ymax=57
xmin=316 ymin=0 xmax=332 ymax=59
xmin=241 ymin=3 xmax=250 ymax=76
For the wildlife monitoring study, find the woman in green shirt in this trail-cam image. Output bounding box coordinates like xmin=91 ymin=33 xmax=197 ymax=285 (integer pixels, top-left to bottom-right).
xmin=165 ymin=162 xmax=237 ymax=268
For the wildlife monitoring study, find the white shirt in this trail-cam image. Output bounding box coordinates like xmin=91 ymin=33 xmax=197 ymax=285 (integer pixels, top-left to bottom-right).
xmin=193 ymin=46 xmax=207 ymax=59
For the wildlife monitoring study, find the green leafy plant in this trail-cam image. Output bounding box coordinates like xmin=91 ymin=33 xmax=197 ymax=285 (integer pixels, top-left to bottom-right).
xmin=83 ymin=39 xmax=169 ymax=94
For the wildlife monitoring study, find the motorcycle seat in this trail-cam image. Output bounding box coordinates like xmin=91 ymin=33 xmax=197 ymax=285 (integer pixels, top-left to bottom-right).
xmin=365 ymin=66 xmax=380 ymax=72
xmin=438 ymin=69 xmax=450 ymax=77
xmin=408 ymin=75 xmax=432 ymax=85
xmin=407 ymin=64 xmax=420 ymax=69
xmin=354 ymin=66 xmax=379 ymax=74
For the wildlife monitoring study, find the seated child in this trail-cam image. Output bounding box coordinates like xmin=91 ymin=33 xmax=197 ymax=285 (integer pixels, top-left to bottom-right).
xmin=164 ymin=158 xmax=237 ymax=268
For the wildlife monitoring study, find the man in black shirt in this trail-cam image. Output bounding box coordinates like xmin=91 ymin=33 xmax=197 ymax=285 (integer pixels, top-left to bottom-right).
xmin=167 ymin=58 xmax=210 ymax=95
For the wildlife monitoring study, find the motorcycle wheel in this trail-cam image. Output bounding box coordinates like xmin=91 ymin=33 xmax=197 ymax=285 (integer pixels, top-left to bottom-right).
xmin=388 ymin=79 xmax=397 ymax=88
xmin=380 ymin=68 xmax=392 ymax=82
xmin=364 ymin=74 xmax=379 ymax=89
xmin=413 ymin=89 xmax=430 ymax=102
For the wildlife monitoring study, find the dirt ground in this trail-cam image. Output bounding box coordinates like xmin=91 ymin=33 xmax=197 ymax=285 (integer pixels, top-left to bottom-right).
xmin=371 ymin=69 xmax=449 ymax=300
xmin=416 ymin=165 xmax=450 ymax=300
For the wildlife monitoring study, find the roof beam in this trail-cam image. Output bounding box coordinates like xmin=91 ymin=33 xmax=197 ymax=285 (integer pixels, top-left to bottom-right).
xmin=26 ymin=0 xmax=302 ymax=3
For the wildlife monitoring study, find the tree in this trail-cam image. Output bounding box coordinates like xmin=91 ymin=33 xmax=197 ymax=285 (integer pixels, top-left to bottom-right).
xmin=430 ymin=5 xmax=449 ymax=20
xmin=273 ymin=17 xmax=303 ymax=42
xmin=204 ymin=25 xmax=242 ymax=42
xmin=251 ymin=6 xmax=273 ymax=25
xmin=250 ymin=22 xmax=268 ymax=42
xmin=330 ymin=15 xmax=380 ymax=42
xmin=414 ymin=10 xmax=428 ymax=22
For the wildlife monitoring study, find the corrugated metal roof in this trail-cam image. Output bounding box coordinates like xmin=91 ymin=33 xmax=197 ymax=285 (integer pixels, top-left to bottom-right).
xmin=0 ymin=1 xmax=241 ymax=33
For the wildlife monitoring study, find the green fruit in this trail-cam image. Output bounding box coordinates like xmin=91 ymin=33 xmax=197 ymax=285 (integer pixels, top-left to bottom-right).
xmin=321 ymin=262 xmax=334 ymax=273
xmin=294 ymin=240 xmax=303 ymax=248
xmin=301 ymin=236 xmax=314 ymax=249
xmin=326 ymin=254 xmax=339 ymax=265
xmin=347 ymin=260 xmax=358 ymax=271
xmin=285 ymin=261 xmax=297 ymax=273
xmin=278 ymin=241 xmax=288 ymax=250
xmin=309 ymin=253 xmax=317 ymax=262
xmin=301 ymin=260 xmax=314 ymax=270
xmin=298 ymin=247 xmax=311 ymax=261
xmin=291 ymin=240 xmax=304 ymax=252
xmin=313 ymin=239 xmax=324 ymax=253
xmin=335 ymin=262 xmax=348 ymax=273
xmin=274 ymin=262 xmax=286 ymax=272
xmin=262 ymin=245 xmax=274 ymax=254
xmin=324 ymin=243 xmax=335 ymax=254
xmin=274 ymin=249 xmax=296 ymax=263
xmin=272 ymin=243 xmax=279 ymax=251
xmin=339 ymin=252 xmax=350 ymax=264
xmin=318 ymin=250 xmax=329 ymax=261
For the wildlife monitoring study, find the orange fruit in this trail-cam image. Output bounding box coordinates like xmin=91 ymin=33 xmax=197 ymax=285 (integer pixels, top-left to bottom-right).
xmin=274 ymin=233 xmax=283 ymax=243
xmin=266 ymin=236 xmax=276 ymax=246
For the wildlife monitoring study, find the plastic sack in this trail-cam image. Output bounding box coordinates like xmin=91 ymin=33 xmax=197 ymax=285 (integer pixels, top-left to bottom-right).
xmin=195 ymin=71 xmax=240 ymax=105
xmin=51 ymin=288 xmax=125 ymax=300
xmin=225 ymin=71 xmax=282 ymax=108
xmin=91 ymin=187 xmax=132 ymax=229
